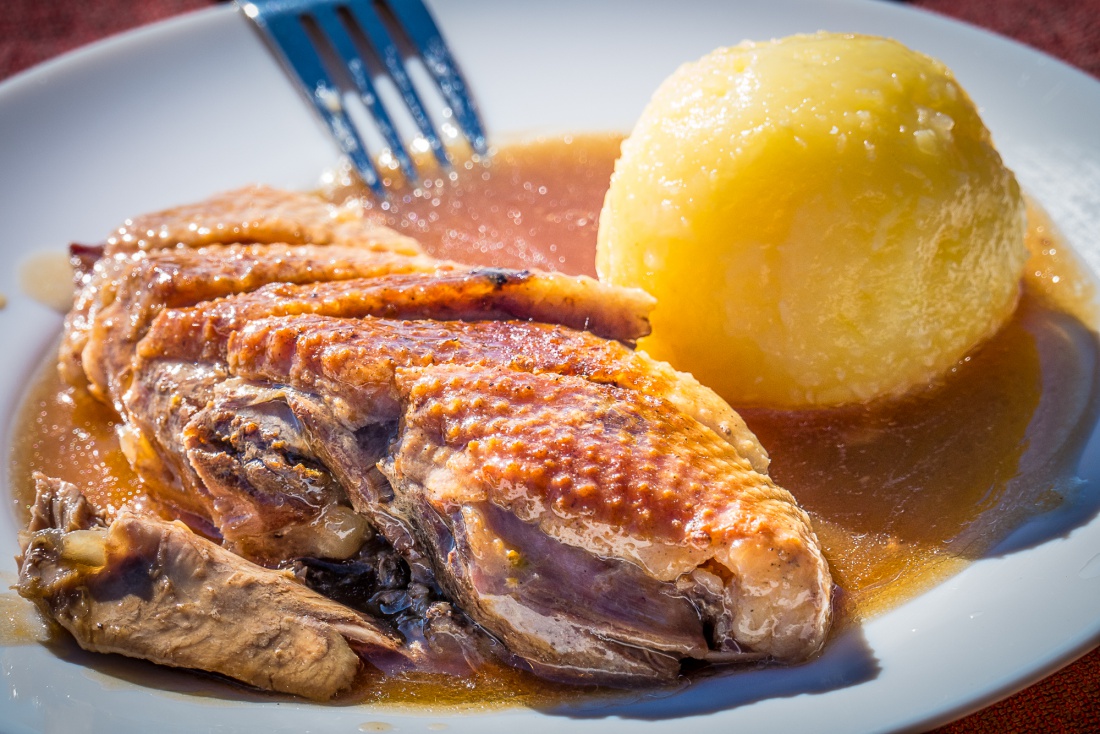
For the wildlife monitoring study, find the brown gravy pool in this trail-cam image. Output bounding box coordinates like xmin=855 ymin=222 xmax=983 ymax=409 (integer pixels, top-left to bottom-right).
xmin=8 ymin=134 xmax=1100 ymax=707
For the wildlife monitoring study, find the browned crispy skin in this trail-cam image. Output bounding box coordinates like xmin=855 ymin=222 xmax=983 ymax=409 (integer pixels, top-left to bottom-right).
xmin=137 ymin=269 xmax=655 ymax=368
xmin=384 ymin=365 xmax=832 ymax=662
xmin=121 ymin=314 xmax=763 ymax=555
xmin=62 ymin=243 xmax=449 ymax=405
xmin=104 ymin=185 xmax=421 ymax=256
xmin=62 ymin=185 xmax=430 ymax=402
xmin=225 ymin=314 xmax=766 ymax=469
xmin=17 ymin=475 xmax=417 ymax=700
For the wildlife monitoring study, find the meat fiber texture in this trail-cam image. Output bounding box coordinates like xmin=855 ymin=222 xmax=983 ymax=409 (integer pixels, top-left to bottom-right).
xmin=23 ymin=185 xmax=833 ymax=698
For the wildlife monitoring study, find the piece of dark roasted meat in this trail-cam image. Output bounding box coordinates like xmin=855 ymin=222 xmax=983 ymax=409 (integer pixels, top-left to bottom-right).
xmin=383 ymin=365 xmax=831 ymax=671
xmin=61 ymin=242 xmax=447 ymax=407
xmin=126 ymin=320 xmax=829 ymax=682
xmin=15 ymin=475 xmax=433 ymax=700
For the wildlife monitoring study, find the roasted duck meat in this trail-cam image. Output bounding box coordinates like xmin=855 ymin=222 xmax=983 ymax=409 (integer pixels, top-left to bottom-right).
xmin=383 ymin=365 xmax=832 ymax=674
xmin=104 ymin=184 xmax=422 ymax=255
xmin=34 ymin=186 xmax=832 ymax=695
xmin=125 ymin=314 xmax=830 ymax=682
xmin=16 ymin=475 xmax=442 ymax=700
xmin=61 ymin=242 xmax=447 ymax=406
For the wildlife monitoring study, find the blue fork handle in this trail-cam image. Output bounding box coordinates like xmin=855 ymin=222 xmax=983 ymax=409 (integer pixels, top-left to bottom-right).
xmin=240 ymin=0 xmax=488 ymax=193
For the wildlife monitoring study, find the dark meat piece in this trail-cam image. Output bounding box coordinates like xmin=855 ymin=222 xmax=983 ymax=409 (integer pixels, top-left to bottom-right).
xmin=16 ymin=475 xmax=419 ymax=700
xmin=382 ymin=366 xmax=832 ymax=666
xmin=61 ymin=242 xmax=446 ymax=407
xmin=139 ymin=359 xmax=829 ymax=683
xmin=137 ymin=268 xmax=655 ymax=368
xmin=227 ymin=314 xmax=766 ymax=468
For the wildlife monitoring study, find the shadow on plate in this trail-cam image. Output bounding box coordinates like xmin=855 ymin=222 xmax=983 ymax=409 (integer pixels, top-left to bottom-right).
xmin=981 ymin=303 xmax=1100 ymax=556
xmin=542 ymin=622 xmax=878 ymax=720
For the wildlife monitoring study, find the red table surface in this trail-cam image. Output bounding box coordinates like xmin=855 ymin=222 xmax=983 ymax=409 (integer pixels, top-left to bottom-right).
xmin=2 ymin=1 xmax=1099 ymax=732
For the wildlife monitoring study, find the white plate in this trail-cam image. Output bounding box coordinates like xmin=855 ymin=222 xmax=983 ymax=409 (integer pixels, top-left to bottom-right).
xmin=2 ymin=1 xmax=1100 ymax=732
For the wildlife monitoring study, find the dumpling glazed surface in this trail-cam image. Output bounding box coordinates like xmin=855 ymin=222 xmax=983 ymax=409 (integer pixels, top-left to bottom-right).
xmin=597 ymin=32 xmax=1027 ymax=407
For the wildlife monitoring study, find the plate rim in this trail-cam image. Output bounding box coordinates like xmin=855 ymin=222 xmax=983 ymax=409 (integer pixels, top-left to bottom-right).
xmin=2 ymin=2 xmax=1099 ymax=733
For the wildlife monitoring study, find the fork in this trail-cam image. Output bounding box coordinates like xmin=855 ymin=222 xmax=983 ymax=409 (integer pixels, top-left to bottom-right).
xmin=238 ymin=0 xmax=488 ymax=195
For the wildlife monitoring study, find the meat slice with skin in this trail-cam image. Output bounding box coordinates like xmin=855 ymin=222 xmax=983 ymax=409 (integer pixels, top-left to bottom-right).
xmin=153 ymin=360 xmax=811 ymax=684
xmin=137 ymin=267 xmax=655 ymax=368
xmin=121 ymin=313 xmax=767 ymax=560
xmin=119 ymin=267 xmax=655 ymax=555
xmin=381 ymin=365 xmax=833 ymax=668
xmin=122 ymin=321 xmax=821 ymax=683
xmin=61 ymin=242 xmax=447 ymax=406
xmin=104 ymin=185 xmax=422 ymax=256
xmin=16 ymin=474 xmax=428 ymax=700
xmin=227 ymin=314 xmax=767 ymax=470
xmin=148 ymin=357 xmax=827 ymax=682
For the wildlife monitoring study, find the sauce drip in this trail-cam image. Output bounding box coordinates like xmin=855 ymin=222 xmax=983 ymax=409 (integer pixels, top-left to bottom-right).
xmin=8 ymin=134 xmax=1099 ymax=706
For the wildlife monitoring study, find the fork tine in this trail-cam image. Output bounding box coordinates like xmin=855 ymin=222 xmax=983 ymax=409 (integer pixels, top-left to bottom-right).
xmin=310 ymin=5 xmax=417 ymax=181
xmin=246 ymin=6 xmax=386 ymax=195
xmin=384 ymin=0 xmax=488 ymax=155
xmin=344 ymin=0 xmax=450 ymax=169
xmin=241 ymin=0 xmax=487 ymax=193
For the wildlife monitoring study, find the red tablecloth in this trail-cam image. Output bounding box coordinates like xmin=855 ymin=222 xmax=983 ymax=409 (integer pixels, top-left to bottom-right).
xmin=2 ymin=1 xmax=1099 ymax=732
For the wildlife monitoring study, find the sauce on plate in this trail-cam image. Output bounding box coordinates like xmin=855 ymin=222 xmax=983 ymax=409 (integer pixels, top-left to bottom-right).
xmin=8 ymin=134 xmax=1099 ymax=706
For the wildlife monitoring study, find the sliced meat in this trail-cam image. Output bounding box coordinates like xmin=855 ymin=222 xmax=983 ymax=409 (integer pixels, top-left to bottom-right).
xmin=137 ymin=268 xmax=655 ymax=368
xmin=226 ymin=314 xmax=766 ymax=470
xmin=61 ymin=242 xmax=447 ymax=406
xmin=123 ymin=313 xmax=766 ymax=561
xmin=104 ymin=185 xmax=422 ymax=255
xmin=382 ymin=365 xmax=833 ymax=665
xmin=16 ymin=475 xmax=417 ymax=700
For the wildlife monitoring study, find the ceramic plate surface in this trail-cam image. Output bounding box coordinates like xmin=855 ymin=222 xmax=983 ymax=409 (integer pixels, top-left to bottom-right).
xmin=2 ymin=2 xmax=1100 ymax=732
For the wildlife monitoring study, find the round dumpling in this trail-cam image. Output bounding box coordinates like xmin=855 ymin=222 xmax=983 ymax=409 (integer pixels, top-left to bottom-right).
xmin=597 ymin=32 xmax=1027 ymax=407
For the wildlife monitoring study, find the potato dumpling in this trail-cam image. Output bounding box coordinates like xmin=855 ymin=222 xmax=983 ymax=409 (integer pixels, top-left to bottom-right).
xmin=597 ymin=32 xmax=1027 ymax=407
